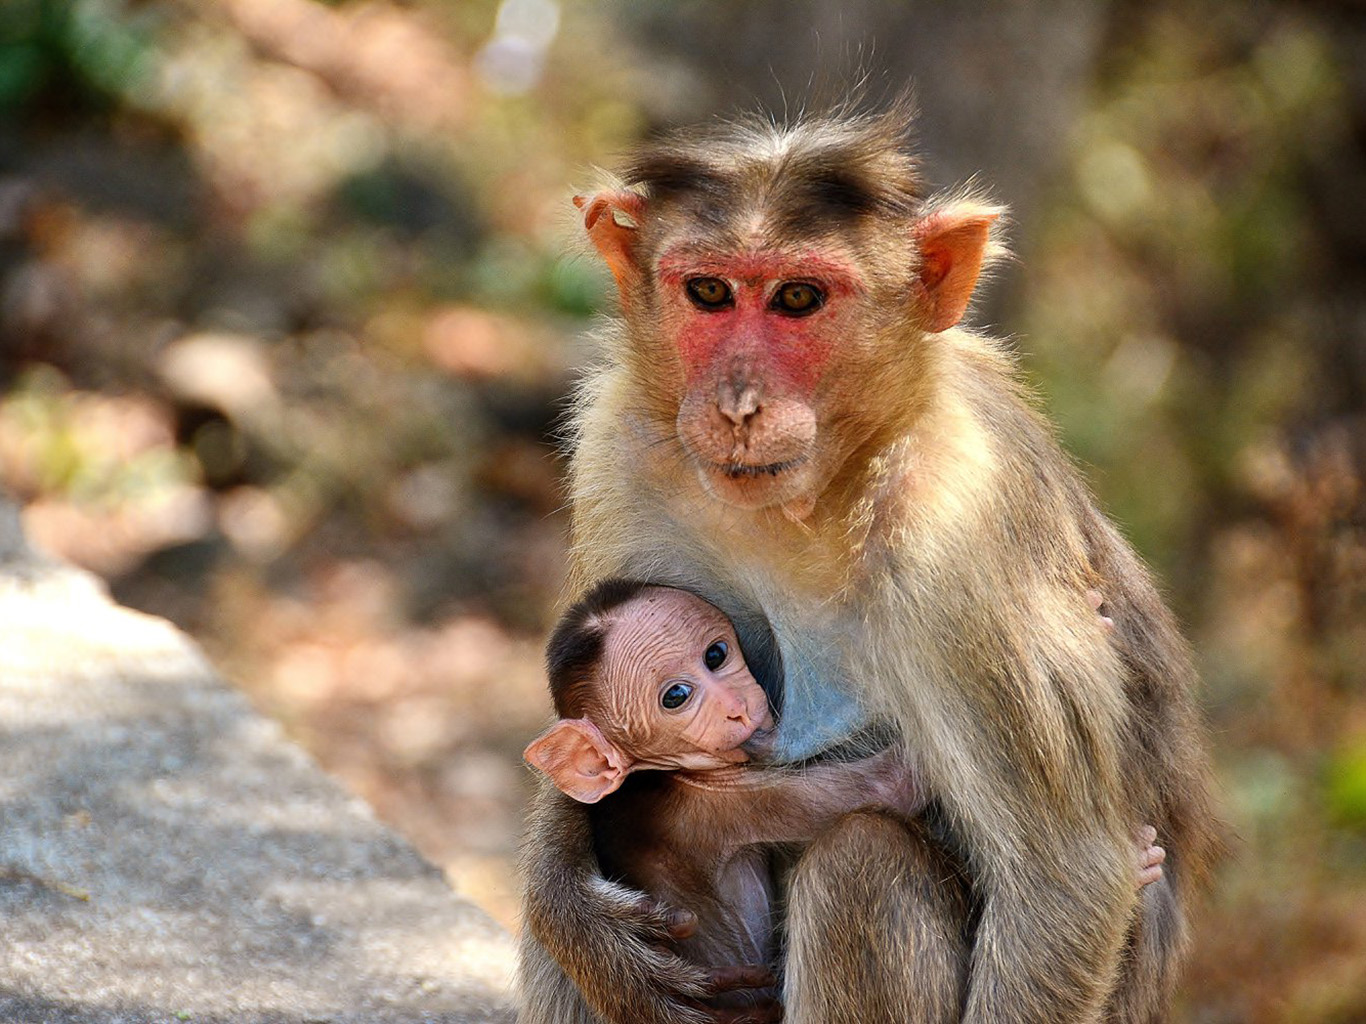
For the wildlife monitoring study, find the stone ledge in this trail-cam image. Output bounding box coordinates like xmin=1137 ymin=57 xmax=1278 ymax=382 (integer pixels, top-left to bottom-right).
xmin=0 ymin=504 xmax=515 ymax=1024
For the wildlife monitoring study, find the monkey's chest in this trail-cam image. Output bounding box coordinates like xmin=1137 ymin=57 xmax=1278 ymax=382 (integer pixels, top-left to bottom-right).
xmin=752 ymin=593 xmax=873 ymax=762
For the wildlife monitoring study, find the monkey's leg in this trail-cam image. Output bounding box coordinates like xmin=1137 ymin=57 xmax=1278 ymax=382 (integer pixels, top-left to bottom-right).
xmin=1104 ymin=872 xmax=1187 ymax=1024
xmin=784 ymin=812 xmax=970 ymax=1024
xmin=519 ymin=782 xmax=756 ymax=1024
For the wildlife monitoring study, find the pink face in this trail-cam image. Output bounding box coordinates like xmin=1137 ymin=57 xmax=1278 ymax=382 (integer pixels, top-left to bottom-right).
xmin=598 ymin=588 xmax=775 ymax=770
xmin=578 ymin=188 xmax=999 ymax=516
xmin=656 ymin=245 xmax=869 ymax=510
xmin=657 ymin=249 xmax=864 ymax=390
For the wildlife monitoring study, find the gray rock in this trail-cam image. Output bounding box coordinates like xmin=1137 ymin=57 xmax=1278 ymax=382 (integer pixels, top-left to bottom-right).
xmin=0 ymin=509 xmax=515 ymax=1024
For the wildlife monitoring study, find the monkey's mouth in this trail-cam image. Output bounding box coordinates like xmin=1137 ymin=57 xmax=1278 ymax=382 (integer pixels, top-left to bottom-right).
xmin=713 ymin=457 xmax=806 ymax=480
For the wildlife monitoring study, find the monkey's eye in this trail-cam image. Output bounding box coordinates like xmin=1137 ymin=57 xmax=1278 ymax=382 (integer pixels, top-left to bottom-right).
xmin=685 ymin=277 xmax=734 ymax=310
xmin=772 ymin=282 xmax=823 ymax=315
xmin=660 ymin=682 xmax=694 ymax=710
xmin=704 ymin=641 xmax=728 ymax=671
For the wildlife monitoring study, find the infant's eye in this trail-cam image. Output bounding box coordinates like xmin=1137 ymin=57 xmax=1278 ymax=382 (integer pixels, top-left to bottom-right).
xmin=661 ymin=682 xmax=694 ymax=710
xmin=704 ymin=641 xmax=728 ymax=671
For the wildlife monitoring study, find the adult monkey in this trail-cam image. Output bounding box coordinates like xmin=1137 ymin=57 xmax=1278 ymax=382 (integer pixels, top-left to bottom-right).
xmin=519 ymin=105 xmax=1219 ymax=1024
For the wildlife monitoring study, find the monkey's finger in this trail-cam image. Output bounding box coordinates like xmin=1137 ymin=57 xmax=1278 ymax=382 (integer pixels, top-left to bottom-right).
xmin=1137 ymin=843 xmax=1166 ymax=887
xmin=1086 ymin=589 xmax=1116 ymax=632
xmin=1141 ymin=843 xmax=1167 ymax=869
xmin=669 ymin=909 xmax=699 ymax=940
xmin=630 ymin=895 xmax=698 ymax=941
xmin=705 ymin=964 xmax=778 ymax=993
xmin=660 ymin=906 xmax=698 ymax=940
xmin=1137 ymin=824 xmax=1158 ymax=846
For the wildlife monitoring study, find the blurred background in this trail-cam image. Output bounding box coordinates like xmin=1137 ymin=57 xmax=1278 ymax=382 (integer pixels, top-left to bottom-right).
xmin=0 ymin=0 xmax=1362 ymax=1019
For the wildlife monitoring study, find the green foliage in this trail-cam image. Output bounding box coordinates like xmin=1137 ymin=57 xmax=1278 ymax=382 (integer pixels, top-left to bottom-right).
xmin=1326 ymin=744 xmax=1366 ymax=831
xmin=0 ymin=0 xmax=159 ymax=112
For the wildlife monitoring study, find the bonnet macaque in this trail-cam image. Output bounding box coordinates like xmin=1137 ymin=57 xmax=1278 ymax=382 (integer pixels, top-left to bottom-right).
xmin=525 ymin=579 xmax=1167 ymax=1020
xmin=519 ymin=103 xmax=1218 ymax=1024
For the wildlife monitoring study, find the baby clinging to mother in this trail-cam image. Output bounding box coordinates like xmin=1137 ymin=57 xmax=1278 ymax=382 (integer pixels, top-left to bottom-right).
xmin=519 ymin=102 xmax=1218 ymax=1024
xmin=523 ymin=579 xmax=1168 ymax=1021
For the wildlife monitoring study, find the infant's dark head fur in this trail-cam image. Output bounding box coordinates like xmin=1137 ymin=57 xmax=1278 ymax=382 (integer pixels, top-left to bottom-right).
xmin=544 ymin=577 xmax=655 ymax=719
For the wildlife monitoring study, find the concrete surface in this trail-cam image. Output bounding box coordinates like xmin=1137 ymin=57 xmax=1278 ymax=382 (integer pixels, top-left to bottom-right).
xmin=0 ymin=501 xmax=515 ymax=1023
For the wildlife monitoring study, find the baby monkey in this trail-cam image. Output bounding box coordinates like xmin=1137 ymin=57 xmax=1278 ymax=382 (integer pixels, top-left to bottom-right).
xmin=525 ymin=579 xmax=1165 ymax=1019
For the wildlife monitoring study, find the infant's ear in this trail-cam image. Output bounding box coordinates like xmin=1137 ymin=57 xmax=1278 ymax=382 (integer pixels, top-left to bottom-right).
xmin=524 ymin=718 xmax=632 ymax=803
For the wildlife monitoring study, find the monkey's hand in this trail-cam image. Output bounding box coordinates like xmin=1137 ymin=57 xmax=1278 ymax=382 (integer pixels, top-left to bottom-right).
xmin=858 ymin=747 xmax=927 ymax=820
xmin=533 ymin=882 xmax=781 ymax=1024
xmin=520 ymin=786 xmax=780 ymax=1024
xmin=1086 ymin=589 xmax=1116 ymax=632
xmin=1135 ymin=824 xmax=1166 ymax=888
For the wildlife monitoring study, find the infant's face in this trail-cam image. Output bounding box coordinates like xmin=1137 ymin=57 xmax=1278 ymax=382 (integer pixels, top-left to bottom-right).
xmin=598 ymin=588 xmax=774 ymax=770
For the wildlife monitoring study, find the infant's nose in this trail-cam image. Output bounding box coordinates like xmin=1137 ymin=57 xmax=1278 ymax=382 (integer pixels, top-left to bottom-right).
xmin=722 ymin=690 xmax=751 ymax=725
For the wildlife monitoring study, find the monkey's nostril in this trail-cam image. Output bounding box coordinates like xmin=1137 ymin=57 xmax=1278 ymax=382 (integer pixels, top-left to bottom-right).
xmin=719 ymin=404 xmax=759 ymax=428
xmin=717 ymin=382 xmax=762 ymax=427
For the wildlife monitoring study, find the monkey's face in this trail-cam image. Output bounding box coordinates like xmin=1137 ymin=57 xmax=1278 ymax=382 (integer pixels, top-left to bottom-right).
xmin=598 ymin=587 xmax=775 ymax=770
xmin=579 ymin=182 xmax=999 ymax=518
xmin=657 ymin=245 xmax=875 ymax=513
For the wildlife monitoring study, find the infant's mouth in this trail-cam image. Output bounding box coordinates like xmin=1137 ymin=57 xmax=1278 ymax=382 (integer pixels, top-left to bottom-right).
xmin=740 ymin=725 xmax=776 ymax=760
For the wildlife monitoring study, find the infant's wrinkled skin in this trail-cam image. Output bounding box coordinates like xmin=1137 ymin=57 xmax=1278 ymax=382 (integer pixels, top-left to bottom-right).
xmin=595 ymin=588 xmax=775 ymax=770
xmin=522 ymin=587 xmax=791 ymax=805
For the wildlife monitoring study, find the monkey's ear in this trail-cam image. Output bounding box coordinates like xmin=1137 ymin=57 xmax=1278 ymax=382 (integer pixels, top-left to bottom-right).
xmin=524 ymin=718 xmax=633 ymax=803
xmin=913 ymin=203 xmax=1004 ymax=333
xmin=574 ymin=190 xmax=645 ymax=293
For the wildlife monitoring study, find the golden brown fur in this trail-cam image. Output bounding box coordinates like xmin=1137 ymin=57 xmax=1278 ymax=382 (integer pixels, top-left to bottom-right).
xmin=520 ymin=105 xmax=1219 ymax=1024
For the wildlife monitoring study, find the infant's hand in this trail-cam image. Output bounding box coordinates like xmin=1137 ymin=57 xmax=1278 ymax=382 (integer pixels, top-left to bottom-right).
xmin=860 ymin=748 xmax=925 ymax=820
xmin=1136 ymin=825 xmax=1166 ymax=888
xmin=1086 ymin=589 xmax=1115 ymax=632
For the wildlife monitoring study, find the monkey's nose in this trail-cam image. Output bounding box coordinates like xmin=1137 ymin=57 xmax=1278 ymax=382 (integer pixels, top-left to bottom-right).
xmin=723 ymin=694 xmax=752 ymax=726
xmin=717 ymin=382 xmax=762 ymax=428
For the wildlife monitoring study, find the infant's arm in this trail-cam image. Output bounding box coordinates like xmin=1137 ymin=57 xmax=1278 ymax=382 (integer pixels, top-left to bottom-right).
xmin=711 ymin=752 xmax=1167 ymax=894
xmin=725 ymin=748 xmax=923 ymax=847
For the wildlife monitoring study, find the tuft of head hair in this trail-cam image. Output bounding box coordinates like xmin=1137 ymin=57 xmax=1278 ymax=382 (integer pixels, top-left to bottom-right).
xmin=544 ymin=577 xmax=655 ymax=718
xmin=620 ymin=98 xmax=925 ymax=236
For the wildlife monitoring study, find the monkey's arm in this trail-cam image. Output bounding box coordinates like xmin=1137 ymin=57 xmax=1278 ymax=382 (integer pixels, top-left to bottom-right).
xmin=937 ymin=645 xmax=1142 ymax=1023
xmin=518 ymin=780 xmax=777 ymax=1024
xmin=962 ymin=822 xmax=1136 ymax=1023
xmin=721 ymin=751 xmax=926 ymax=847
